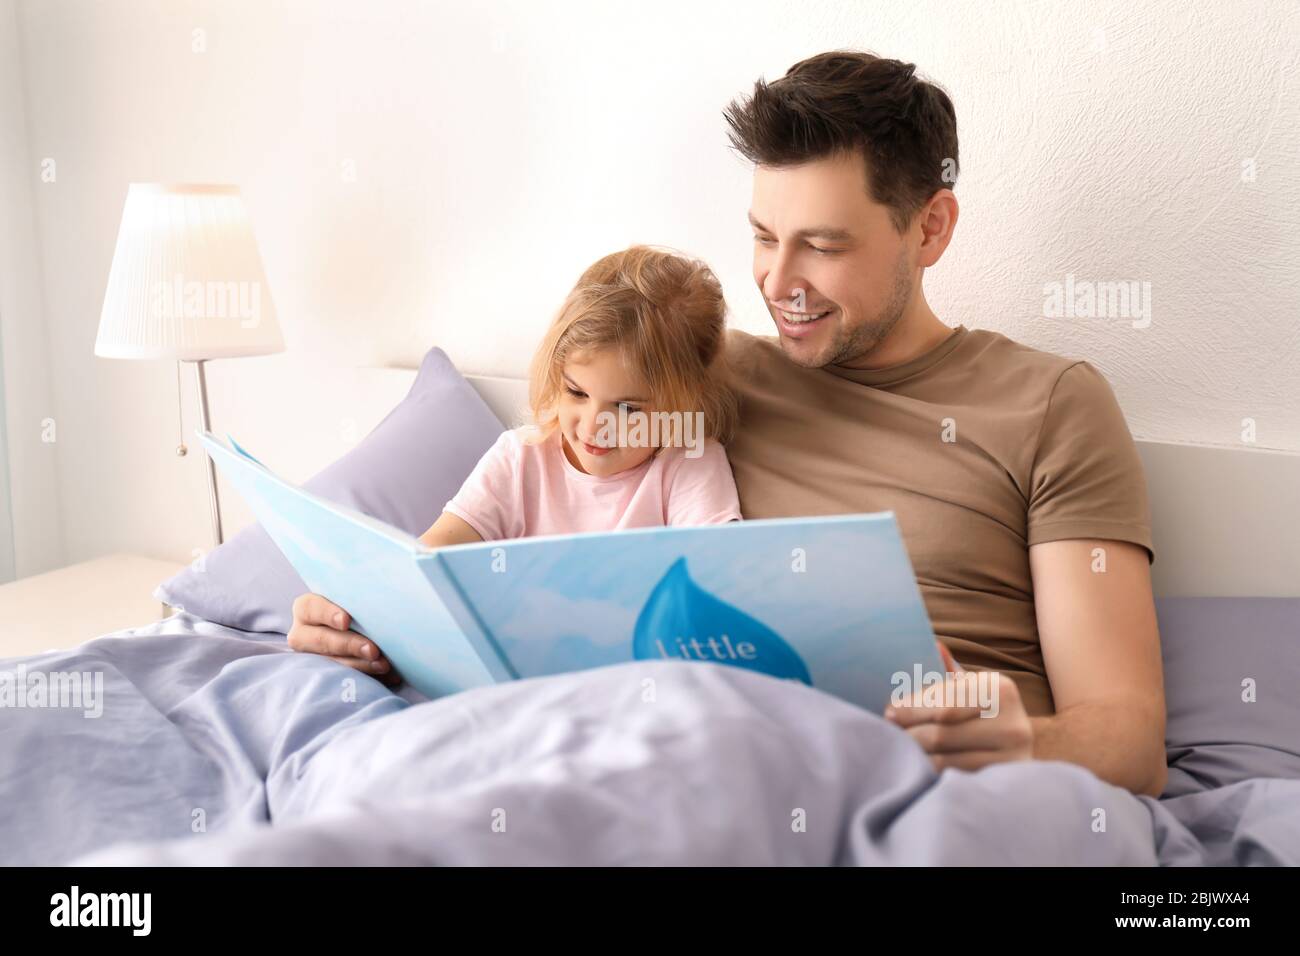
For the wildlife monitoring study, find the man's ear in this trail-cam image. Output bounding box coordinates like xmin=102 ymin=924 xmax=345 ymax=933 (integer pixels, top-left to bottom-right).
xmin=916 ymin=189 xmax=959 ymax=268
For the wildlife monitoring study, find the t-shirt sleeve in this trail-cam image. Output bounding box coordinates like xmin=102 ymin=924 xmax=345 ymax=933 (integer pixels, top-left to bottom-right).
xmin=442 ymin=428 xmax=521 ymax=541
xmin=665 ymin=440 xmax=744 ymax=527
xmin=1027 ymin=361 xmax=1154 ymax=562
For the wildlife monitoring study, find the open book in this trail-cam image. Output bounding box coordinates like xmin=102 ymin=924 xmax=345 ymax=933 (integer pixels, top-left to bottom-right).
xmin=198 ymin=429 xmax=943 ymax=713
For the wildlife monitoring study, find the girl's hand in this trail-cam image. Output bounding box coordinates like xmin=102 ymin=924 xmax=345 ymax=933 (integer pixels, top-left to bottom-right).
xmin=287 ymin=593 xmax=401 ymax=686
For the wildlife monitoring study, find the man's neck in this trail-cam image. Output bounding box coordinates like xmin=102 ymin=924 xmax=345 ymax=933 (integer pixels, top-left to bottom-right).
xmin=837 ymin=299 xmax=954 ymax=371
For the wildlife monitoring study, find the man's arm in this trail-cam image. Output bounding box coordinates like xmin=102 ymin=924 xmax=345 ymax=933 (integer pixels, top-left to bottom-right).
xmin=1029 ymin=538 xmax=1167 ymax=796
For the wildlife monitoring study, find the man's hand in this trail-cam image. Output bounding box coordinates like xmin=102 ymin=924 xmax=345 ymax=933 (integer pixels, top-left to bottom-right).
xmin=287 ymin=593 xmax=401 ymax=687
xmin=883 ymin=642 xmax=1034 ymax=773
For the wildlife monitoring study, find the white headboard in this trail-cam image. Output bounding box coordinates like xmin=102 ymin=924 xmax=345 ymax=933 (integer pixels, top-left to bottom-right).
xmin=464 ymin=373 xmax=532 ymax=429
xmin=218 ymin=362 xmax=1300 ymax=599
xmin=1134 ymin=440 xmax=1299 ymax=598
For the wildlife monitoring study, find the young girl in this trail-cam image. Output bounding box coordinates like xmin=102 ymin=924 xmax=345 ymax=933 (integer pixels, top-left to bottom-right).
xmin=289 ymin=245 xmax=742 ymax=680
xmin=423 ymin=245 xmax=741 ymax=548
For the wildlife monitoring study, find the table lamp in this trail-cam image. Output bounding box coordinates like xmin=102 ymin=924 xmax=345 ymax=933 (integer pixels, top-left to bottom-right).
xmin=94 ymin=183 xmax=285 ymax=547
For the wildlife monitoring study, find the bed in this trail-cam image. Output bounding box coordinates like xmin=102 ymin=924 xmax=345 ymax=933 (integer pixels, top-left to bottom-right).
xmin=2 ymin=353 xmax=1297 ymax=866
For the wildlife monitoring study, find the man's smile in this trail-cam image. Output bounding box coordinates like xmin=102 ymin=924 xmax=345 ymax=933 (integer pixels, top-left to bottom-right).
xmin=774 ymin=306 xmax=835 ymax=338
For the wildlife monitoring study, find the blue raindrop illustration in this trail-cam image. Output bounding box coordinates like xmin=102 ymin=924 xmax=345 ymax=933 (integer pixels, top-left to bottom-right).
xmin=633 ymin=557 xmax=812 ymax=685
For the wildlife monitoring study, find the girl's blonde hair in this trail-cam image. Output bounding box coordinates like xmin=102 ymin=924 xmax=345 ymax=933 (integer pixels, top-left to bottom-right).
xmin=527 ymin=245 xmax=738 ymax=446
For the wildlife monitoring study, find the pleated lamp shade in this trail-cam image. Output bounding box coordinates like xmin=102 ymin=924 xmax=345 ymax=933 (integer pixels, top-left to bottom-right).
xmin=95 ymin=183 xmax=285 ymax=360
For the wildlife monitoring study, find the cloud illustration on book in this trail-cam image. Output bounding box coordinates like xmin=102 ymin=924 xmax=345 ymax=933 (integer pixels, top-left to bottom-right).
xmin=632 ymin=557 xmax=812 ymax=685
xmin=268 ymin=512 xmax=347 ymax=573
xmin=496 ymin=588 xmax=637 ymax=647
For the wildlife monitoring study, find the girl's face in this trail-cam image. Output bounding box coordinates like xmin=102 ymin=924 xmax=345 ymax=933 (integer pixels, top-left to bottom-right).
xmin=557 ymin=349 xmax=657 ymax=477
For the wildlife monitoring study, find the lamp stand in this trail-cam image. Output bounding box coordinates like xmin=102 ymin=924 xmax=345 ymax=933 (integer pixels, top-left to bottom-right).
xmin=189 ymin=358 xmax=224 ymax=547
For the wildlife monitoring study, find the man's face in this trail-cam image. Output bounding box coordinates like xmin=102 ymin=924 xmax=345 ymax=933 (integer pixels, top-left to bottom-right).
xmin=750 ymin=151 xmax=914 ymax=368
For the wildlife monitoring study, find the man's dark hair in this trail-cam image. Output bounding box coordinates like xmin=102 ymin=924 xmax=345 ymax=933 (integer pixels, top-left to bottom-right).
xmin=724 ymin=50 xmax=959 ymax=234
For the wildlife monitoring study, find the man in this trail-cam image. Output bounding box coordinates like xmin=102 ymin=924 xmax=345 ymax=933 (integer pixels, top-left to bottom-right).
xmin=290 ymin=50 xmax=1166 ymax=798
xmin=721 ymin=50 xmax=1165 ymax=796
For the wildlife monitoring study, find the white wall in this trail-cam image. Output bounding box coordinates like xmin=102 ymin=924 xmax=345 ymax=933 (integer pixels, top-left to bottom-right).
xmin=2 ymin=0 xmax=1298 ymax=571
xmin=0 ymin=0 xmax=63 ymax=580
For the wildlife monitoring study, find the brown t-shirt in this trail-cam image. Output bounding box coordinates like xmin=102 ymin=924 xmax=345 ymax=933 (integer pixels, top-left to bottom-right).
xmin=723 ymin=325 xmax=1155 ymax=717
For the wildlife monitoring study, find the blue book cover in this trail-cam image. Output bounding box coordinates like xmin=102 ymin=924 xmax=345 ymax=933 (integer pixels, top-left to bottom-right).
xmin=198 ymin=429 xmax=944 ymax=713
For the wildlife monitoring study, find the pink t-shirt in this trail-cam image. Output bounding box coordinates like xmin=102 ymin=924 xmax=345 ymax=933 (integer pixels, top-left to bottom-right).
xmin=444 ymin=426 xmax=742 ymax=540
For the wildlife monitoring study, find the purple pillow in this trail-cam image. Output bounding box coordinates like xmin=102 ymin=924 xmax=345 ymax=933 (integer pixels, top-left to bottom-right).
xmin=1156 ymin=597 xmax=1300 ymax=796
xmin=154 ymin=347 xmax=504 ymax=633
